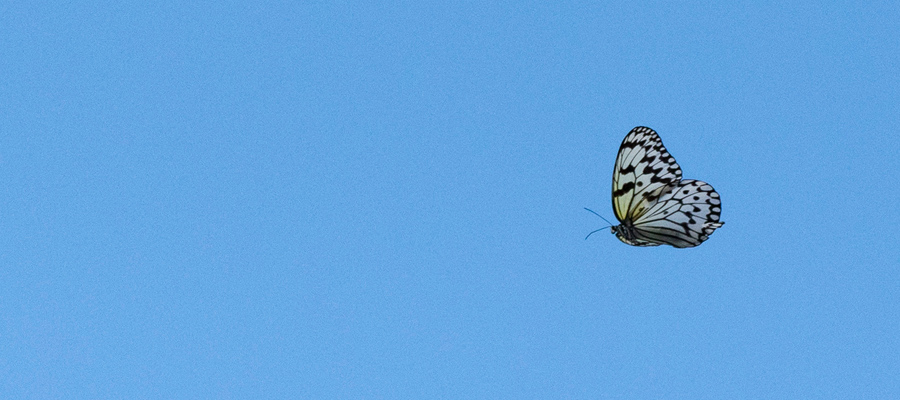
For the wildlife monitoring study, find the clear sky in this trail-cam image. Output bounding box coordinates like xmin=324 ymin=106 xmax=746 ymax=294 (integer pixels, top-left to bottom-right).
xmin=2 ymin=1 xmax=898 ymax=398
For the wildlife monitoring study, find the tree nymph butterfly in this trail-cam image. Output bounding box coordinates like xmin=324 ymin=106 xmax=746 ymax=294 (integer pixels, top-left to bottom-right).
xmin=587 ymin=126 xmax=723 ymax=248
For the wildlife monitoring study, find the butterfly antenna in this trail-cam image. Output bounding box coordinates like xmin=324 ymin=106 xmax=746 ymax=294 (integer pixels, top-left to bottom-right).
xmin=584 ymin=208 xmax=615 ymax=226
xmin=583 ymin=207 xmax=615 ymax=240
xmin=584 ymin=228 xmax=606 ymax=240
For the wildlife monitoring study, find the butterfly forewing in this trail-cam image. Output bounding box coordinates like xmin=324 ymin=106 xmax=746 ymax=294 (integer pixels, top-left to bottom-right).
xmin=612 ymin=127 xmax=682 ymax=222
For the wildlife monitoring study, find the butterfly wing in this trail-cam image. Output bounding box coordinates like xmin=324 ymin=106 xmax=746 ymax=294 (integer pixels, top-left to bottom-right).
xmin=630 ymin=179 xmax=724 ymax=248
xmin=612 ymin=127 xmax=683 ymax=223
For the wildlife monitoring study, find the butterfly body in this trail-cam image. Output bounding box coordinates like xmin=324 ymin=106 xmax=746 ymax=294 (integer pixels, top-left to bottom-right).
xmin=612 ymin=220 xmax=659 ymax=247
xmin=608 ymin=127 xmax=723 ymax=248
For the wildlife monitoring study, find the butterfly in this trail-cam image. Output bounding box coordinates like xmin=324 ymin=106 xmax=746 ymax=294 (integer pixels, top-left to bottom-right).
xmin=587 ymin=126 xmax=724 ymax=248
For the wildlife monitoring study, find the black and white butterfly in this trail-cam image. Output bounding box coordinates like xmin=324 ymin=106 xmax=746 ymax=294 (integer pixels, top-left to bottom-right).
xmin=588 ymin=126 xmax=723 ymax=248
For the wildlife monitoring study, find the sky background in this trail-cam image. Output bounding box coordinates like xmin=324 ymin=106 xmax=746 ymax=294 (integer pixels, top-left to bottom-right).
xmin=2 ymin=1 xmax=899 ymax=398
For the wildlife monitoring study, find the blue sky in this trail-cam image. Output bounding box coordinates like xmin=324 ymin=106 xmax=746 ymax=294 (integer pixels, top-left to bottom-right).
xmin=2 ymin=1 xmax=898 ymax=398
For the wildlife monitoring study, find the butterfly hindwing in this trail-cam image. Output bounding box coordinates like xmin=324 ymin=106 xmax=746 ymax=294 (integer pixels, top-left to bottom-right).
xmin=630 ymin=179 xmax=724 ymax=248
